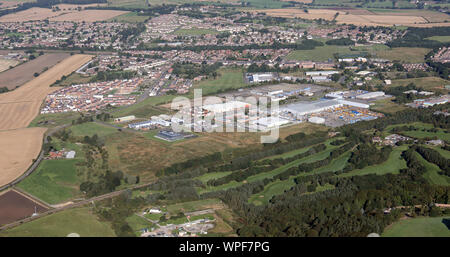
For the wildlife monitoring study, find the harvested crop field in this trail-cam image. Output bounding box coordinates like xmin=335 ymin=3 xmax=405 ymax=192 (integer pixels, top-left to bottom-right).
xmin=0 ymin=53 xmax=70 ymax=90
xmin=253 ymin=8 xmax=450 ymax=27
xmin=0 ymin=127 xmax=47 ymax=187
xmin=0 ymin=54 xmax=93 ymax=130
xmin=0 ymin=7 xmax=128 ymax=22
xmin=0 ymin=189 xmax=49 ymax=226
xmin=0 ymin=58 xmax=18 ymax=73
xmin=0 ymin=54 xmax=92 ymax=188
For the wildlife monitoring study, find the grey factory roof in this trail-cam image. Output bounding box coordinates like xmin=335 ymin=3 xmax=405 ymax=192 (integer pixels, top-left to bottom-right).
xmin=281 ymin=99 xmax=342 ymax=114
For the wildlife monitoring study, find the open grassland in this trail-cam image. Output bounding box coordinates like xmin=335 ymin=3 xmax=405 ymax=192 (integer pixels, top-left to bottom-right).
xmin=253 ymin=8 xmax=450 ymax=27
xmin=0 ymin=6 xmax=127 ymax=22
xmin=426 ymin=35 xmax=450 ymax=42
xmin=0 ymin=207 xmax=116 ymax=237
xmin=389 ymin=76 xmax=449 ymax=92
xmin=286 ymin=44 xmax=390 ymax=62
xmin=165 ymin=198 xmax=225 ymax=213
xmin=382 ymin=216 xmax=450 ymax=237
xmin=174 ymin=28 xmax=219 ymax=36
xmin=16 ymin=159 xmax=82 ymax=204
xmin=125 ymin=214 xmax=155 ymax=236
xmin=374 ymin=47 xmax=431 ymax=63
xmin=109 ymin=12 xmax=149 ymax=23
xmin=29 ymin=112 xmax=81 ymax=128
xmin=0 ymin=54 xmax=92 ymax=130
xmin=416 ymin=152 xmax=450 ymax=186
xmin=192 ymin=68 xmax=246 ymax=96
xmin=0 ymin=53 xmax=69 ymax=90
xmin=70 ymin=122 xmax=119 ymax=138
xmin=370 ymin=98 xmax=408 ymax=114
xmin=105 ymin=123 xmax=325 ymax=182
xmin=0 ymin=127 xmax=46 ymax=188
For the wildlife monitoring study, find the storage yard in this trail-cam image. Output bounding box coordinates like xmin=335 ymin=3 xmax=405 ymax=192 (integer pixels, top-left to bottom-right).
xmin=41 ymin=78 xmax=144 ymax=114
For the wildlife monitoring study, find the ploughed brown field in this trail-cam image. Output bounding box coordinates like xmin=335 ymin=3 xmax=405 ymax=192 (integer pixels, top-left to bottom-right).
xmin=0 ymin=190 xmax=48 ymax=226
xmin=0 ymin=54 xmax=93 ymax=188
xmin=251 ymin=8 xmax=450 ymax=27
xmin=0 ymin=53 xmax=70 ymax=90
xmin=0 ymin=6 xmax=128 ymax=22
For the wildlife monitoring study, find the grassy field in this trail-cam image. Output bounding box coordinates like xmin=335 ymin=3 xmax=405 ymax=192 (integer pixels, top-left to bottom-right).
xmin=70 ymin=122 xmax=119 ymax=138
xmin=192 ymin=68 xmax=246 ymax=96
xmin=112 ymin=95 xmax=177 ymax=118
xmin=52 ymin=72 xmax=91 ymax=87
xmin=174 ymin=28 xmax=219 ymax=36
xmin=416 ymin=152 xmax=450 ymax=186
xmin=426 ymin=36 xmax=450 ymax=43
xmin=389 ymin=76 xmax=449 ymax=92
xmin=375 ymin=47 xmax=431 ymax=63
xmin=382 ymin=216 xmax=450 ymax=237
xmin=165 ymin=198 xmax=224 ymax=213
xmin=386 ymin=122 xmax=450 ymax=141
xmin=17 ymin=159 xmax=82 ymax=204
xmin=28 ymin=112 xmax=81 ymax=128
xmin=340 ymin=145 xmax=408 ymax=177
xmin=285 ymin=44 xmax=391 ymax=62
xmin=196 ymin=171 xmax=233 ymax=184
xmin=109 ymin=12 xmax=149 ymax=23
xmin=0 ymin=207 xmax=116 ymax=237
xmin=125 ymin=214 xmax=155 ymax=236
xmin=370 ymin=98 xmax=408 ymax=114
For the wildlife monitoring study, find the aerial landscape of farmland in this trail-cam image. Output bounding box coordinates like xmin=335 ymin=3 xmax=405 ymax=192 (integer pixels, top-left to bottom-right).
xmin=0 ymin=0 xmax=448 ymax=252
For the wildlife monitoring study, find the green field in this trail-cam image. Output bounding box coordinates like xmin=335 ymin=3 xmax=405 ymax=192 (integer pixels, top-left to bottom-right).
xmin=70 ymin=122 xmax=119 ymax=138
xmin=165 ymin=198 xmax=223 ymax=213
xmin=109 ymin=12 xmax=150 ymax=23
xmin=382 ymin=216 xmax=450 ymax=237
xmin=425 ymin=36 xmax=450 ymax=43
xmin=416 ymin=152 xmax=450 ymax=186
xmin=375 ymin=47 xmax=431 ymax=63
xmin=389 ymin=76 xmax=449 ymax=92
xmin=29 ymin=112 xmax=81 ymax=128
xmin=192 ymin=68 xmax=246 ymax=96
xmin=113 ymin=95 xmax=177 ymax=117
xmin=285 ymin=44 xmax=390 ymax=62
xmin=125 ymin=214 xmax=155 ymax=236
xmin=17 ymin=159 xmax=82 ymax=204
xmin=0 ymin=207 xmax=116 ymax=237
xmin=174 ymin=28 xmax=219 ymax=36
xmin=196 ymin=171 xmax=233 ymax=184
xmin=340 ymin=145 xmax=408 ymax=177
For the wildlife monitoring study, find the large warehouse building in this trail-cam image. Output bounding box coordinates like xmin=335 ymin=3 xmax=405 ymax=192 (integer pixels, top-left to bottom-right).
xmin=281 ymin=99 xmax=343 ymax=117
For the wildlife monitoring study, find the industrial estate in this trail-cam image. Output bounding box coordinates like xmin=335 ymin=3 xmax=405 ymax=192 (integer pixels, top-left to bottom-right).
xmin=0 ymin=0 xmax=449 ymax=241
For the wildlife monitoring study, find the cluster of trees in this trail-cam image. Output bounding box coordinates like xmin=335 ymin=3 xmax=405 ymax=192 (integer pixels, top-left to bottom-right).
xmin=80 ymin=170 xmax=123 ymax=197
xmin=0 ymin=87 xmax=9 ymax=94
xmin=325 ymin=38 xmax=355 ymax=46
xmin=158 ymin=152 xmax=223 ymax=176
xmin=90 ymin=70 xmax=137 ymax=82
xmin=346 ymin=144 xmax=392 ymax=170
xmin=388 ymin=27 xmax=450 ymax=48
xmin=96 ymin=192 xmax=146 ymax=237
xmin=247 ymin=63 xmax=293 ymax=73
xmin=72 ymin=115 xmax=93 ymax=125
xmin=171 ymin=62 xmax=222 ymax=79
xmin=415 ymin=146 xmax=450 ymax=177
